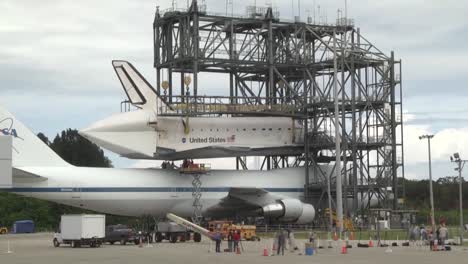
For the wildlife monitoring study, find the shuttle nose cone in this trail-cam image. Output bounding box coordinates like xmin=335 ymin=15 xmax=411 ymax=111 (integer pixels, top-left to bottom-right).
xmin=78 ymin=110 xmax=158 ymax=158
xmin=79 ymin=110 xmax=155 ymax=135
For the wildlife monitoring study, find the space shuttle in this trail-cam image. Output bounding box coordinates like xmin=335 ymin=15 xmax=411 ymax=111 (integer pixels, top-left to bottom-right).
xmin=79 ymin=61 xmax=305 ymax=160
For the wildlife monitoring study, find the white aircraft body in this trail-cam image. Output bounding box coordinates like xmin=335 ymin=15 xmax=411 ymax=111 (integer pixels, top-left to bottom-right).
xmin=0 ymin=106 xmax=318 ymax=223
xmin=79 ymin=61 xmax=305 ymax=160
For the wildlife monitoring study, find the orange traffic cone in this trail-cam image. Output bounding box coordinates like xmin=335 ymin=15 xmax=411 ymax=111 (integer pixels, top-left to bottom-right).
xmin=263 ymin=245 xmax=269 ymax=256
xmin=368 ymin=237 xmax=374 ymax=248
xmin=433 ymin=240 xmax=438 ymax=251
xmin=138 ymin=237 xmax=143 ymax=248
xmin=236 ymin=246 xmax=241 ymax=255
xmin=333 ymin=232 xmax=338 ymax=241
xmin=341 ymin=241 xmax=347 ymax=254
xmin=350 ymin=232 xmax=355 ymax=240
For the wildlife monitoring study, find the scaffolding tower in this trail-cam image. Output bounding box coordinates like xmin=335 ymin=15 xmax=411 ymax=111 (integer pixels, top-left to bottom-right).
xmin=153 ymin=1 xmax=404 ymax=214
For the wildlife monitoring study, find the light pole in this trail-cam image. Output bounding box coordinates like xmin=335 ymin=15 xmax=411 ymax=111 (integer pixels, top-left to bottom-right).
xmin=450 ymin=153 xmax=465 ymax=245
xmin=419 ymin=134 xmax=436 ymax=234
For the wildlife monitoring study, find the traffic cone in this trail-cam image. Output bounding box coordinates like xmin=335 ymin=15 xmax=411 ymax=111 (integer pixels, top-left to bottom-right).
xmin=368 ymin=237 xmax=374 ymax=248
xmin=433 ymin=240 xmax=438 ymax=251
xmin=341 ymin=241 xmax=347 ymax=254
xmin=236 ymin=246 xmax=241 ymax=254
xmin=263 ymin=245 xmax=269 ymax=256
xmin=333 ymin=232 xmax=338 ymax=241
xmin=6 ymin=240 xmax=13 ymax=254
xmin=139 ymin=237 xmax=143 ymax=248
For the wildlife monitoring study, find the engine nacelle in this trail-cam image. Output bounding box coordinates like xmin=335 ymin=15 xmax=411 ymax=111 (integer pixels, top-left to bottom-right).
xmin=262 ymin=199 xmax=315 ymax=224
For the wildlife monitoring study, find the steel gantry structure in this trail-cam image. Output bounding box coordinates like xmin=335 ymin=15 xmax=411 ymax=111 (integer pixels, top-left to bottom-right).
xmin=153 ymin=1 xmax=404 ymax=216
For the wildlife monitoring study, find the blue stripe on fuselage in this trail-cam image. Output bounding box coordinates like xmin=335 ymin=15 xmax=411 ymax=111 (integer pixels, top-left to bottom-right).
xmin=0 ymin=187 xmax=304 ymax=193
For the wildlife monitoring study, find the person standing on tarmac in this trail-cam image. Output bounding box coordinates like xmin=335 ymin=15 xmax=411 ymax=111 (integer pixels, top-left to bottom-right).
xmin=277 ymin=229 xmax=286 ymax=256
xmin=227 ymin=230 xmax=234 ymax=252
xmin=233 ymin=230 xmax=241 ymax=253
xmin=439 ymin=224 xmax=448 ymax=246
xmin=214 ymin=231 xmax=222 ymax=253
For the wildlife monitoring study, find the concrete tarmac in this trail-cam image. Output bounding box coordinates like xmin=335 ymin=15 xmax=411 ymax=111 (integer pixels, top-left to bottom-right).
xmin=1 ymin=233 xmax=467 ymax=264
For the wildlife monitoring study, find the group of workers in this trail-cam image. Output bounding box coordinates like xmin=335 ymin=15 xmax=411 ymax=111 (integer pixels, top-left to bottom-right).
xmin=160 ymin=161 xmax=176 ymax=169
xmin=160 ymin=160 xmax=199 ymax=170
xmin=212 ymin=230 xmax=241 ymax=253
xmin=410 ymin=223 xmax=449 ymax=249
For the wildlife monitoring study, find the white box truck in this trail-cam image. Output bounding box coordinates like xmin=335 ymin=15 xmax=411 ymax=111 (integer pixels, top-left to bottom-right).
xmin=53 ymin=214 xmax=106 ymax=248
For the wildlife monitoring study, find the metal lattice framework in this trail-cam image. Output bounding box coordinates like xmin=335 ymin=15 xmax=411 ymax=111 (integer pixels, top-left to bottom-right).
xmin=153 ymin=1 xmax=404 ymax=214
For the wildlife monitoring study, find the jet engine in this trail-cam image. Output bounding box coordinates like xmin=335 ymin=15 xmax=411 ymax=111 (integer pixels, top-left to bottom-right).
xmin=262 ymin=199 xmax=315 ymax=224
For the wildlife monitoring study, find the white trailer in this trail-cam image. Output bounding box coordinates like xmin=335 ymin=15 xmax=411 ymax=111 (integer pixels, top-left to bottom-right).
xmin=53 ymin=214 xmax=106 ymax=248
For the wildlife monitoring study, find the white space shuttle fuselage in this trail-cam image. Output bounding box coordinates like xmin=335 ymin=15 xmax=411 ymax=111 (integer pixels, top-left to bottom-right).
xmin=80 ymin=109 xmax=304 ymax=160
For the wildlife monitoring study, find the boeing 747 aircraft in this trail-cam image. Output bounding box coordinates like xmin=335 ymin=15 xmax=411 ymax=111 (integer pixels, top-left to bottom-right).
xmin=0 ymin=106 xmax=318 ymax=223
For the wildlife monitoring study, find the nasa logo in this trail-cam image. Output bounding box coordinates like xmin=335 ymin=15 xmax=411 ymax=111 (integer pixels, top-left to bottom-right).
xmin=182 ymin=137 xmax=186 ymax=143
xmin=0 ymin=118 xmax=21 ymax=138
xmin=1 ymin=128 xmax=19 ymax=137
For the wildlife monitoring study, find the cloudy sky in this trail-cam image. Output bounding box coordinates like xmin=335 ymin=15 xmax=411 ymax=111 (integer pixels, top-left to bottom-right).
xmin=1 ymin=0 xmax=468 ymax=180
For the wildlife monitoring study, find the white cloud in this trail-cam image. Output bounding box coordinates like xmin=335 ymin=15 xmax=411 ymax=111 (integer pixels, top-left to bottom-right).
xmin=404 ymin=124 xmax=468 ymax=164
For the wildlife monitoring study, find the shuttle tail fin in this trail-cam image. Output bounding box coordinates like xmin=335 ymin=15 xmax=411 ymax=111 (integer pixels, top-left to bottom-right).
xmin=0 ymin=105 xmax=70 ymax=167
xmin=112 ymin=60 xmax=171 ymax=112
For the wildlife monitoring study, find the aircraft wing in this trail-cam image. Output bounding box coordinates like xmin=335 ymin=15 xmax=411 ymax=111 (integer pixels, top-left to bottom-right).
xmin=204 ymin=187 xmax=281 ymax=217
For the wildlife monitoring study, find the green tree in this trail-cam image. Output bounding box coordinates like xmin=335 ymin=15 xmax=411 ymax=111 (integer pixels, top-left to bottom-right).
xmin=51 ymin=129 xmax=112 ymax=167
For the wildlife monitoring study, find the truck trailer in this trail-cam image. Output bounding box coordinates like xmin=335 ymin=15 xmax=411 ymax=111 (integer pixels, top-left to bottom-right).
xmin=53 ymin=214 xmax=106 ymax=248
xmin=155 ymin=221 xmax=202 ymax=243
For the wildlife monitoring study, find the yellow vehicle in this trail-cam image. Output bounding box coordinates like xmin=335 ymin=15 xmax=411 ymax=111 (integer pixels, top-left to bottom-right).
xmin=324 ymin=208 xmax=355 ymax=232
xmin=0 ymin=227 xmax=8 ymax=235
xmin=207 ymin=221 xmax=259 ymax=241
